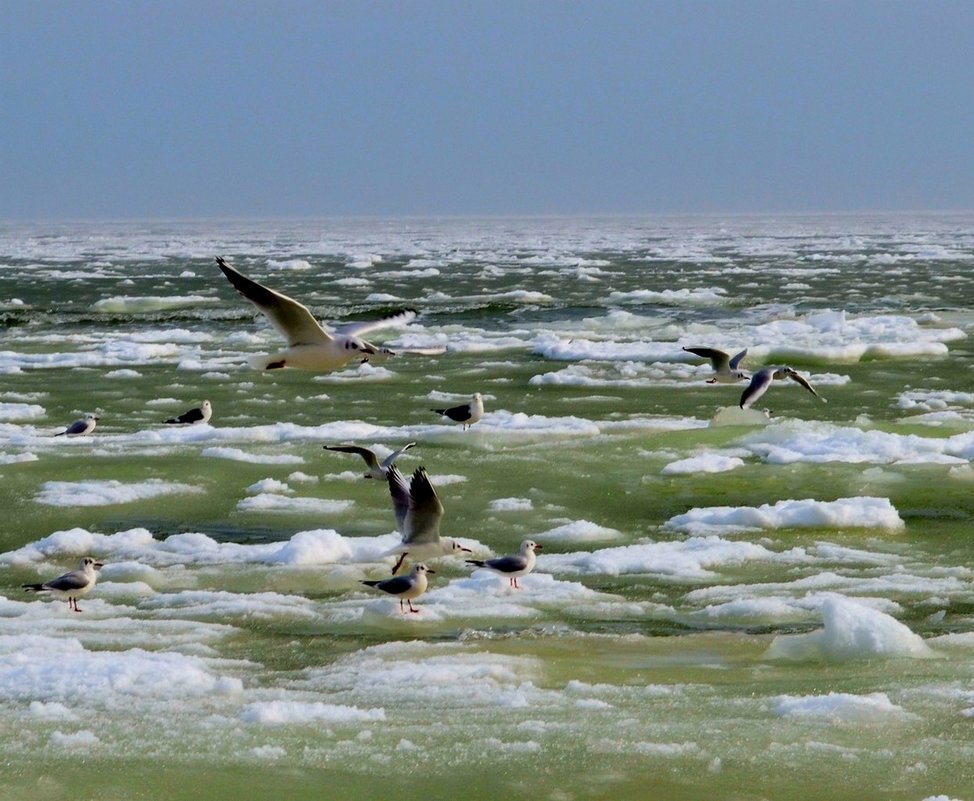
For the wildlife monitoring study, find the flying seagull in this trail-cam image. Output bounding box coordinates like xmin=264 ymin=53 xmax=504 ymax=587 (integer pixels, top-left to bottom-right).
xmin=740 ymin=366 xmax=827 ymax=409
xmin=323 ymin=442 xmax=417 ymax=479
xmin=54 ymin=414 xmax=99 ymax=437
xmin=164 ymin=400 xmax=212 ymax=425
xmin=682 ymin=347 xmax=750 ymax=383
xmin=432 ymin=393 xmax=484 ymax=430
xmin=215 ymin=256 xmax=418 ymax=371
xmin=361 ymin=563 xmax=434 ymax=614
xmin=384 ymin=465 xmax=473 ymax=574
xmin=22 ymin=557 xmax=104 ymax=612
xmin=466 ymin=539 xmax=542 ymax=589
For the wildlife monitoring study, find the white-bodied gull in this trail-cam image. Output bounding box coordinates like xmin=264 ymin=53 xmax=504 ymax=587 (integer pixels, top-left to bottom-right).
xmin=323 ymin=442 xmax=416 ymax=479
xmin=467 ymin=539 xmax=542 ymax=589
xmin=432 ymin=392 xmax=483 ymax=430
xmin=682 ymin=346 xmax=750 ymax=383
xmin=54 ymin=414 xmax=99 ymax=437
xmin=740 ymin=366 xmax=827 ymax=409
xmin=384 ymin=465 xmax=473 ymax=574
xmin=361 ymin=563 xmax=434 ymax=614
xmin=164 ymin=400 xmax=212 ymax=425
xmin=22 ymin=557 xmax=104 ymax=612
xmin=215 ymin=256 xmax=418 ymax=371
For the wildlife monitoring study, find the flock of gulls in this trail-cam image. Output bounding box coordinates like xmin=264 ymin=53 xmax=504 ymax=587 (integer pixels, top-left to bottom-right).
xmin=26 ymin=257 xmax=826 ymax=614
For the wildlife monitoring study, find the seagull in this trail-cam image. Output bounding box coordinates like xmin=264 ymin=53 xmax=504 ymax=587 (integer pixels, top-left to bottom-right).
xmin=740 ymin=366 xmax=827 ymax=409
xmin=164 ymin=400 xmax=212 ymax=425
xmin=361 ymin=563 xmax=434 ymax=614
xmin=432 ymin=393 xmax=484 ymax=430
xmin=215 ymin=256 xmax=418 ymax=371
xmin=323 ymin=442 xmax=417 ymax=479
xmin=466 ymin=540 xmax=542 ymax=589
xmin=384 ymin=465 xmax=473 ymax=574
xmin=22 ymin=557 xmax=104 ymax=612
xmin=54 ymin=414 xmax=99 ymax=437
xmin=682 ymin=347 xmax=750 ymax=383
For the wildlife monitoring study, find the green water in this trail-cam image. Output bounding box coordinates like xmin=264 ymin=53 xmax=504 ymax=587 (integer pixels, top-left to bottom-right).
xmin=2 ymin=216 xmax=974 ymax=799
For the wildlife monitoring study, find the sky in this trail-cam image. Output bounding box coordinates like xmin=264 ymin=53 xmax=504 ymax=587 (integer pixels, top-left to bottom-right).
xmin=2 ymin=1 xmax=972 ymax=219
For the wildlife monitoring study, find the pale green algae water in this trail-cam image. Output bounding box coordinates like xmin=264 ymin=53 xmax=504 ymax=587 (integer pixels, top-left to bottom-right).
xmin=1 ymin=215 xmax=974 ymax=799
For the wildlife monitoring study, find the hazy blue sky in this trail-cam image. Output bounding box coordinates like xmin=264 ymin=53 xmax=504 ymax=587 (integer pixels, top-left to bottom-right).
xmin=2 ymin=1 xmax=972 ymax=218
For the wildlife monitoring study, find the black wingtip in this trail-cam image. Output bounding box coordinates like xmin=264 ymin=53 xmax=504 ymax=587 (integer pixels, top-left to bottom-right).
xmin=465 ymin=560 xmax=486 ymax=568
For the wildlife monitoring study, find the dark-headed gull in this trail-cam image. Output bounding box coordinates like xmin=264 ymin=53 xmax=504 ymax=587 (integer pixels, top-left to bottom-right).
xmin=385 ymin=466 xmax=472 ymax=574
xmin=22 ymin=557 xmax=104 ymax=612
xmin=432 ymin=393 xmax=483 ymax=430
xmin=467 ymin=540 xmax=542 ymax=589
xmin=323 ymin=442 xmax=416 ymax=479
xmin=54 ymin=414 xmax=99 ymax=437
xmin=683 ymin=347 xmax=750 ymax=383
xmin=740 ymin=366 xmax=826 ymax=409
xmin=164 ymin=400 xmax=212 ymax=425
xmin=216 ymin=256 xmax=417 ymax=371
xmin=361 ymin=563 xmax=434 ymax=614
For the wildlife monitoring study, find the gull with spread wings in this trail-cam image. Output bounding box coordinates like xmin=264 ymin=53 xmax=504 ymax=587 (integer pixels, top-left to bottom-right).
xmin=215 ymin=256 xmax=430 ymax=371
xmin=384 ymin=466 xmax=472 ymax=574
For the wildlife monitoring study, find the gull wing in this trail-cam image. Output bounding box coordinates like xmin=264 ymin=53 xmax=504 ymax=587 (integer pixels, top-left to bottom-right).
xmin=216 ymin=257 xmax=332 ymax=347
xmin=371 ymin=575 xmax=413 ymax=595
xmin=739 ymin=368 xmax=774 ymax=409
xmin=484 ymin=554 xmax=529 ymax=574
xmin=781 ymin=368 xmax=827 ymax=402
xmin=62 ymin=419 xmax=89 ymax=435
xmin=44 ymin=570 xmax=90 ymax=592
xmin=682 ymin=347 xmax=730 ymax=371
xmin=380 ymin=442 xmax=416 ymax=470
xmin=386 ymin=466 xmax=411 ymax=533
xmin=402 ymin=467 xmax=444 ymax=545
xmin=338 ymin=308 xmax=418 ymax=337
xmin=729 ymin=348 xmax=748 ymax=370
xmin=324 ymin=445 xmax=380 ymax=472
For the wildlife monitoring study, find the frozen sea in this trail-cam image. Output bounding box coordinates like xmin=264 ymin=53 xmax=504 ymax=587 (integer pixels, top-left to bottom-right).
xmin=1 ymin=214 xmax=974 ymax=800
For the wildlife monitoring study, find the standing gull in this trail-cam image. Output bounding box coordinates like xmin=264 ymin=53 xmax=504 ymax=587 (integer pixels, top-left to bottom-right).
xmin=740 ymin=366 xmax=827 ymax=409
xmin=467 ymin=540 xmax=542 ymax=589
xmin=54 ymin=414 xmax=99 ymax=437
xmin=22 ymin=557 xmax=104 ymax=612
xmin=385 ymin=465 xmax=473 ymax=574
xmin=164 ymin=400 xmax=212 ymax=425
xmin=682 ymin=347 xmax=750 ymax=383
xmin=323 ymin=442 xmax=417 ymax=479
xmin=215 ymin=256 xmax=417 ymax=371
xmin=361 ymin=563 xmax=434 ymax=614
xmin=432 ymin=393 xmax=484 ymax=430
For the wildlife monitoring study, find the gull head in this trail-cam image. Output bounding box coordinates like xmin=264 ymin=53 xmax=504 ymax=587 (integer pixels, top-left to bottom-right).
xmin=79 ymin=557 xmax=104 ymax=571
xmin=412 ymin=563 xmax=435 ymax=576
xmin=447 ymin=540 xmax=473 ymax=555
xmin=521 ymin=540 xmax=542 ymax=554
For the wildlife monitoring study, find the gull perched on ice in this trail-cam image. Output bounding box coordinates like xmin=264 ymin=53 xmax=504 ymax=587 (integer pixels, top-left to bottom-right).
xmin=22 ymin=557 xmax=104 ymax=612
xmin=467 ymin=540 xmax=542 ymax=589
xmin=164 ymin=400 xmax=212 ymax=425
xmin=432 ymin=393 xmax=484 ymax=430
xmin=323 ymin=442 xmax=416 ymax=479
xmin=385 ymin=465 xmax=472 ymax=574
xmin=54 ymin=414 xmax=99 ymax=437
xmin=740 ymin=366 xmax=827 ymax=409
xmin=361 ymin=563 xmax=434 ymax=614
xmin=682 ymin=346 xmax=750 ymax=383
xmin=215 ymin=256 xmax=418 ymax=371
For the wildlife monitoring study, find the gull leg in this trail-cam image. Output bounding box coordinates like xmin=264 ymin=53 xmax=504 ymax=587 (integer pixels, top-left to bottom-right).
xmin=391 ymin=552 xmax=407 ymax=574
xmin=399 ymin=599 xmax=405 ymax=614
xmin=408 ymin=600 xmax=419 ymax=614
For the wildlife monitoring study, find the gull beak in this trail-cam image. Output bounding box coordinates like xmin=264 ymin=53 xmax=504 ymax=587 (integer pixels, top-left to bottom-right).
xmin=534 ymin=544 xmax=543 ymax=551
xmin=426 ymin=568 xmax=436 ymax=574
xmin=460 ymin=546 xmax=473 ymax=553
xmin=93 ymin=562 xmax=104 ymax=569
